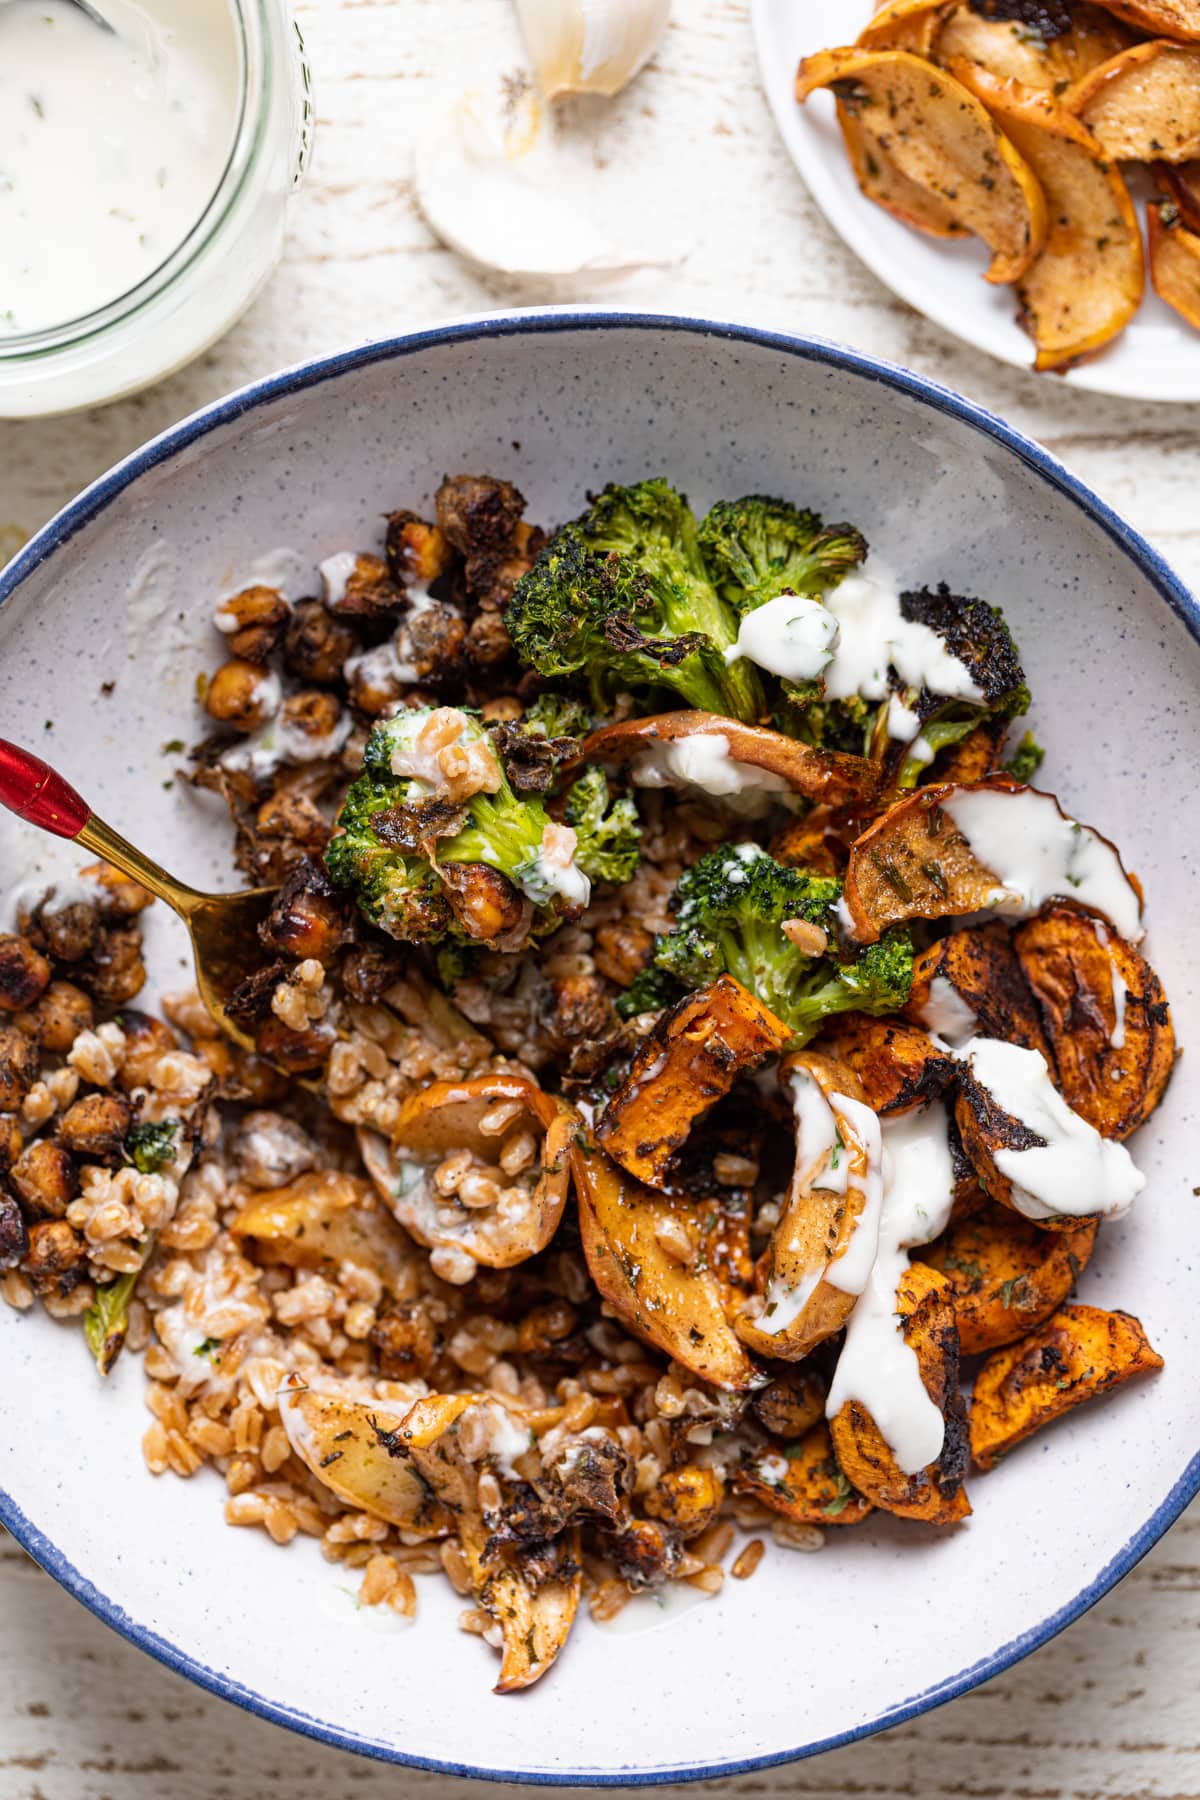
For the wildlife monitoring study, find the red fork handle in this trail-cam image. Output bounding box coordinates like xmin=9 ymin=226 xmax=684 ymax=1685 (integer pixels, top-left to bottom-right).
xmin=0 ymin=739 xmax=92 ymax=839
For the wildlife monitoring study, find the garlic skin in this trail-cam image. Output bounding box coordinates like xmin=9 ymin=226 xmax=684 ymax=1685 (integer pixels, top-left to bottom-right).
xmin=515 ymin=0 xmax=670 ymax=99
xmin=414 ymin=79 xmax=674 ymax=279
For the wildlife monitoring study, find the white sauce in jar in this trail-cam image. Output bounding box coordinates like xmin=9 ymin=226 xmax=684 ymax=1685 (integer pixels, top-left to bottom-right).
xmin=0 ymin=0 xmax=239 ymax=335
xmin=941 ymin=786 xmax=1144 ymax=942
xmin=825 ymin=1104 xmax=957 ymax=1476
xmin=961 ymin=1036 xmax=1145 ymax=1222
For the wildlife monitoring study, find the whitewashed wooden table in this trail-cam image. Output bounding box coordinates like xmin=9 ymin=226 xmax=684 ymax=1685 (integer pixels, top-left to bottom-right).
xmin=2 ymin=2 xmax=1198 ymax=1794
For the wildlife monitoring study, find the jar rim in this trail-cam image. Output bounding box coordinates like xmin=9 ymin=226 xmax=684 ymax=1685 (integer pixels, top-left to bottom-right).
xmin=0 ymin=0 xmax=272 ymax=357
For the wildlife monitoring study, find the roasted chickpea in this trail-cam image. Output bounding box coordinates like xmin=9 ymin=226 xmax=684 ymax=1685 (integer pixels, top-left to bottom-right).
xmin=17 ymin=980 xmax=94 ymax=1054
xmin=80 ymin=861 xmax=154 ymax=918
xmin=22 ymin=1218 xmax=87 ymax=1282
xmin=117 ymin=1011 xmax=179 ymax=1091
xmin=0 ymin=1026 xmax=40 ymax=1111
xmin=10 ymin=1141 xmax=77 ymax=1219
xmin=385 ymin=511 xmax=452 ymax=585
xmin=57 ymin=1093 xmax=132 ymax=1165
xmin=643 ymin=1466 xmax=726 ymax=1540
xmin=0 ymin=934 xmax=51 ymax=1012
xmin=254 ymin=1016 xmax=334 ymax=1075
xmin=0 ymin=1187 xmax=28 ymax=1270
xmin=204 ymin=658 xmax=280 ymax=731
xmin=322 ymin=552 xmax=401 ymax=619
xmin=370 ymin=1301 xmax=443 ymax=1382
xmin=80 ymin=926 xmax=146 ymax=1007
xmin=259 ymin=860 xmax=349 ymax=964
xmin=752 ymin=1369 xmax=827 ymax=1440
xmin=193 ymin=1037 xmax=236 ymax=1083
xmin=32 ymin=899 xmax=99 ymax=963
xmin=516 ymin=1300 xmax=579 ymax=1356
xmin=280 ymin=689 xmax=344 ymax=750
xmin=466 ymin=609 xmax=511 ymax=669
xmin=340 ymin=941 xmax=407 ymax=1003
xmin=347 ymin=648 xmax=404 ymax=717
xmin=283 ymin=599 xmax=359 ymax=686
xmin=593 ymin=921 xmax=655 ymax=989
xmin=216 ymin=584 xmax=290 ymax=663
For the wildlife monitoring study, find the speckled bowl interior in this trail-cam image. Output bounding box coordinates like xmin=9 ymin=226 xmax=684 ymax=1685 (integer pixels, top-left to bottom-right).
xmin=1 ymin=316 xmax=1197 ymax=1783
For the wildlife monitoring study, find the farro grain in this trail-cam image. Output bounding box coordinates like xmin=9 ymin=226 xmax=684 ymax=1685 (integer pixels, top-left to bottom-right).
xmin=732 ymin=1539 xmax=765 ymax=1580
xmin=359 ymin=1552 xmax=399 ymax=1607
xmin=440 ymin=1540 xmax=473 ymax=1596
xmin=588 ymin=1579 xmax=631 ymax=1623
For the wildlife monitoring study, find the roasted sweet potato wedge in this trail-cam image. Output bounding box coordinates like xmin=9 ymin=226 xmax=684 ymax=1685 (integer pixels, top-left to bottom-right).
xmin=1067 ymin=40 xmax=1200 ymax=159
xmin=736 ymin=1054 xmax=882 ymax=1362
xmin=830 ymin=1263 xmax=971 ymax=1523
xmin=950 ymin=64 xmax=1143 ymax=369
xmin=598 ymin=975 xmax=792 ymax=1190
xmin=1014 ymin=906 xmax=1176 ymax=1139
xmin=935 ymin=3 xmax=1134 ymax=89
xmin=904 ymin=919 xmax=1052 ymax=1057
xmin=230 ymin=1170 xmax=420 ymax=1296
xmin=582 ymin=713 xmax=881 ymax=809
xmin=1148 ymin=197 xmax=1200 ymax=325
xmin=277 ymin=1382 xmax=452 ymax=1535
xmin=752 ymin=1366 xmax=828 ymax=1438
xmin=769 ymin=807 xmax=846 ymax=877
xmin=920 ymin=1204 xmax=1096 ymax=1354
xmin=923 ymin=714 xmax=1009 ymax=786
xmin=844 ymin=781 xmax=1143 ymax=943
xmin=573 ymin=1139 xmax=763 ymax=1391
xmin=813 ymin=1012 xmax=956 ymax=1114
xmin=358 ymin=1073 xmax=573 ymax=1272
xmin=794 ymin=48 xmax=1047 ymax=282
xmin=837 ymin=99 xmax=973 ymax=236
xmin=736 ymin=1421 xmax=874 ymax=1526
xmin=858 ymin=0 xmax=952 ymax=54
xmin=970 ymin=1304 xmax=1163 ymax=1469
xmin=1088 ymin=0 xmax=1200 ymax=41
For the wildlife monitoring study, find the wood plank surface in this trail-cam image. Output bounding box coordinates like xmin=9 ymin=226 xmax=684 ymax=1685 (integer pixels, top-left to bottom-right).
xmin=1 ymin=2 xmax=1197 ymax=1794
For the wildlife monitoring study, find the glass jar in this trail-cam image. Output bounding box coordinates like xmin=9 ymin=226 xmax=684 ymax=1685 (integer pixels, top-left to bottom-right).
xmin=0 ymin=1 xmax=313 ymax=419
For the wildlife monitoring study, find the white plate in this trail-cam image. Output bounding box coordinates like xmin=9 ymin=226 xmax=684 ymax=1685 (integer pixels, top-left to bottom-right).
xmin=752 ymin=0 xmax=1200 ymax=401
xmin=1 ymin=314 xmax=1199 ymax=1781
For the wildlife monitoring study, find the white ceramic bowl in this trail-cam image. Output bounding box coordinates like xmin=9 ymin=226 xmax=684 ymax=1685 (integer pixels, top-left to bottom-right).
xmin=1 ymin=314 xmax=1197 ymax=1783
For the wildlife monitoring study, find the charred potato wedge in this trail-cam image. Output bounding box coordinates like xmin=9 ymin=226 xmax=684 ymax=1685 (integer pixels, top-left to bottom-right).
xmin=830 ymin=1262 xmax=971 ymax=1524
xmin=1088 ymin=0 xmax=1200 ymax=40
xmin=935 ymin=3 xmax=1135 ymax=89
xmin=844 ymin=780 xmax=1141 ymax=943
xmin=836 ymin=98 xmax=972 ymax=237
xmin=905 ymin=919 xmax=1052 ymax=1058
xmin=230 ymin=1171 xmax=420 ymax=1296
xmin=572 ymin=1140 xmax=764 ymax=1392
xmin=1148 ymin=197 xmax=1200 ymax=326
xmin=736 ymin=1054 xmax=881 ymax=1362
xmin=1014 ymin=907 xmax=1175 ymax=1140
xmin=1067 ymin=41 xmax=1200 ymax=161
xmin=736 ymin=1421 xmax=874 ymax=1526
xmin=278 ymin=1383 xmax=451 ymax=1535
xmin=812 ymin=1012 xmax=956 ymax=1115
xmin=970 ymin=1304 xmax=1163 ymax=1469
xmin=1156 ymin=158 xmax=1200 ymax=228
xmin=950 ymin=64 xmax=1143 ymax=370
xmin=360 ymin=1074 xmax=574 ymax=1271
xmin=582 ymin=713 xmax=881 ymax=809
xmin=794 ymin=48 xmax=1047 ymax=283
xmin=598 ymin=975 xmax=792 ymax=1190
xmin=920 ymin=1204 xmax=1096 ymax=1354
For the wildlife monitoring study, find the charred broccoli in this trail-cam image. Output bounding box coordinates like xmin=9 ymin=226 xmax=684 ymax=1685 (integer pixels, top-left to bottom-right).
xmin=1002 ymin=729 xmax=1045 ymax=784
xmin=326 ymin=706 xmax=618 ymax=941
xmin=698 ymin=495 xmax=867 ymax=614
xmin=521 ymin=692 xmax=592 ymax=739
xmin=506 ymin=480 xmax=765 ymax=722
xmin=616 ymin=842 xmax=913 ymax=1044
xmin=885 ymin=586 xmax=1030 ymax=787
xmin=564 ymin=768 xmax=641 ymax=885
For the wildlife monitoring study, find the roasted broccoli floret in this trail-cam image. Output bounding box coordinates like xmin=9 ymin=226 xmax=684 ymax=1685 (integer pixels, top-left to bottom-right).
xmin=615 ymin=961 xmax=684 ymax=1020
xmin=616 ymin=843 xmax=913 ymax=1043
xmin=521 ymin=691 xmax=592 ymax=739
xmin=506 ymin=480 xmax=765 ymax=722
xmin=564 ymin=768 xmax=640 ymax=885
xmin=326 ymin=707 xmax=593 ymax=939
xmin=698 ymin=495 xmax=867 ymax=614
xmin=1002 ymin=729 xmax=1045 ymax=784
xmin=886 ymin=586 xmax=1030 ymax=787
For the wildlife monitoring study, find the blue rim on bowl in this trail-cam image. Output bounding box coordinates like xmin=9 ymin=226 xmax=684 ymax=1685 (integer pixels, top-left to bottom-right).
xmin=1 ymin=311 xmax=1197 ymax=1782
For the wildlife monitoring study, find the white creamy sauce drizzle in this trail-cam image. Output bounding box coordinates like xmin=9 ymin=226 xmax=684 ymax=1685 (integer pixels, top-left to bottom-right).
xmin=519 ymin=827 xmax=592 ymax=911
xmin=0 ymin=0 xmax=239 ymax=335
xmin=825 ymin=1105 xmax=957 ymax=1476
xmin=318 ymin=551 xmax=361 ymax=609
xmin=725 ymin=594 xmax=839 ymax=685
xmin=219 ymin=547 xmax=315 ymax=606
xmin=962 ymin=1037 xmax=1145 ymax=1222
xmin=630 ymin=734 xmax=790 ymax=816
xmin=941 ymin=787 xmax=1143 ymax=942
xmin=919 ymin=974 xmax=979 ymax=1050
xmin=1093 ymin=920 xmax=1128 ymax=1049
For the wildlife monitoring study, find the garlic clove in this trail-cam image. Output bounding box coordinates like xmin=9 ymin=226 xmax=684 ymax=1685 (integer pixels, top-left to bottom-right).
xmin=515 ymin=0 xmax=670 ymax=100
xmin=413 ymin=78 xmax=676 ymax=279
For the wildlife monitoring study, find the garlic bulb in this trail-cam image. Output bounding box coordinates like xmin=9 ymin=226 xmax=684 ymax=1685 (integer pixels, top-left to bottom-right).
xmin=414 ymin=78 xmax=675 ymax=279
xmin=515 ymin=0 xmax=670 ymax=99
